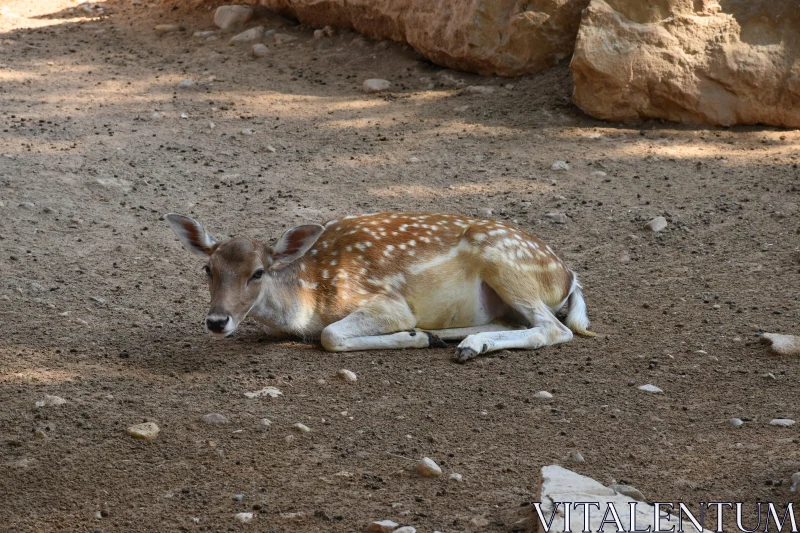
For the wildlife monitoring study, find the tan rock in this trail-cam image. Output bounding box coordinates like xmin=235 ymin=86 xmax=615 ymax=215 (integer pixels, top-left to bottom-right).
xmin=126 ymin=422 xmax=160 ymax=440
xmin=258 ymin=0 xmax=590 ymax=76
xmin=214 ymin=5 xmax=254 ymax=31
xmin=762 ymin=333 xmax=800 ymax=356
xmin=571 ymin=0 xmax=800 ymax=127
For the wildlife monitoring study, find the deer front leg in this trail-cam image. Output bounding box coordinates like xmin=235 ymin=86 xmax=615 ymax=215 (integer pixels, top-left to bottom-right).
xmin=455 ymin=303 xmax=573 ymax=363
xmin=320 ymin=301 xmax=445 ymax=352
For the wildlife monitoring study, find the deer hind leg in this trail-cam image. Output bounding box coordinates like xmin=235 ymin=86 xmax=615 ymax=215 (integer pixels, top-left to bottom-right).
xmin=320 ymin=298 xmax=444 ymax=352
xmin=425 ymin=323 xmax=526 ymax=342
xmin=454 ymin=302 xmax=573 ymax=363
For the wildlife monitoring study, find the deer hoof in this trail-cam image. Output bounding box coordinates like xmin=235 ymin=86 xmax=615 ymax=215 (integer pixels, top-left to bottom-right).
xmin=455 ymin=347 xmax=478 ymax=363
xmin=424 ymin=332 xmax=448 ymax=349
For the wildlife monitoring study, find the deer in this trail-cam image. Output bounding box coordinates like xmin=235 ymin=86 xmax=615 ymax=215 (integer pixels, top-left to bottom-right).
xmin=165 ymin=212 xmax=594 ymax=363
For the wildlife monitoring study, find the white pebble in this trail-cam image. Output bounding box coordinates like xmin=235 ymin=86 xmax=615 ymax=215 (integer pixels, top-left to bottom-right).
xmin=126 ymin=422 xmax=160 ymax=440
xmin=273 ymin=33 xmax=296 ymax=45
xmin=449 ymin=473 xmax=463 ymax=482
xmin=645 ymin=216 xmax=668 ymax=232
xmin=571 ymin=451 xmax=585 ymax=463
xmin=244 ymin=386 xmax=283 ymax=399
xmin=770 ymin=418 xmax=796 ymax=427
xmin=260 ymin=418 xmax=272 ymax=427
xmin=154 ymin=24 xmax=177 ymax=32
xmin=367 ymin=520 xmax=399 ymax=533
xmin=791 ymin=472 xmax=800 ymax=492
xmin=477 ymin=207 xmax=493 ymax=218
xmin=729 ymin=418 xmax=744 ymax=427
xmin=313 ymin=29 xmax=325 ymax=39
xmin=464 ymin=85 xmax=494 ymax=95
xmin=193 ymin=30 xmax=216 ymax=38
xmin=363 ymin=79 xmax=391 ymax=94
xmin=407 ymin=156 xmax=420 ymax=163
xmin=337 ymin=369 xmax=358 ymax=382
xmin=35 ymin=394 xmax=66 ymax=407
xmin=177 ymin=79 xmax=196 ymax=89
xmin=551 ymin=160 xmax=569 ymax=171
xmin=395 ymin=527 xmax=417 ymax=533
xmin=200 ymin=413 xmax=228 ymax=425
xmin=251 ymin=43 xmax=268 ymax=57
xmin=293 ymin=423 xmax=311 ymax=433
xmin=234 ymin=512 xmax=254 ymax=523
xmin=416 ymin=457 xmax=442 ymax=477
xmin=534 ymin=391 xmax=553 ymax=399
xmin=638 ymin=384 xmax=663 ymax=393
xmin=229 ymin=26 xmax=264 ymax=44
xmin=214 ymin=5 xmax=253 ymax=30
xmin=591 ymin=170 xmax=607 ymax=178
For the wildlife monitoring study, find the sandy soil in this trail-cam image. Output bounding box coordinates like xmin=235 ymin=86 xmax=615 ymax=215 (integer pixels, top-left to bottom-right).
xmin=1 ymin=1 xmax=799 ymax=532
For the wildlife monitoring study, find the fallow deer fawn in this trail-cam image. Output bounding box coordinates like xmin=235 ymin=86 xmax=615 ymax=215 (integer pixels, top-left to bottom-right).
xmin=166 ymin=212 xmax=594 ymax=362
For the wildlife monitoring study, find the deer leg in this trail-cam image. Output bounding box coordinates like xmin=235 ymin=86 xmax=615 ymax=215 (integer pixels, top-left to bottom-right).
xmin=454 ymin=302 xmax=573 ymax=363
xmin=424 ymin=323 xmax=526 ymax=342
xmin=320 ymin=300 xmax=443 ymax=352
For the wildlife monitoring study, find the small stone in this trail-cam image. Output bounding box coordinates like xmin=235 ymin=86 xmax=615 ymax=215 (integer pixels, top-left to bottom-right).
xmin=449 ymin=473 xmax=463 ymax=482
xmin=155 ymin=24 xmax=178 ymax=32
xmin=214 ymin=5 xmax=253 ymax=31
xmin=244 ymin=386 xmax=282 ymax=399
xmin=323 ymin=25 xmax=335 ymax=37
xmin=761 ymin=333 xmax=800 ymax=356
xmin=126 ymin=422 xmax=160 ymax=440
xmin=19 ymin=201 xmax=35 ymax=209
xmin=94 ymin=511 xmax=103 ymax=519
xmin=293 ymin=423 xmax=311 ymax=433
xmin=545 ymin=212 xmax=568 ymax=224
xmin=476 ymin=207 xmax=493 ymax=218
xmin=363 ymin=79 xmax=391 ymax=94
xmin=35 ymin=394 xmax=66 ymax=407
xmin=471 ymin=517 xmax=490 ymax=528
xmin=177 ymin=78 xmax=196 ymax=89
xmin=591 ymin=170 xmax=607 ymax=178
xmin=313 ymin=29 xmax=325 ymax=39
xmin=234 ymin=512 xmax=254 ymax=523
xmin=367 ymin=520 xmax=399 ymax=533
xmin=200 ymin=413 xmax=228 ymax=425
xmin=551 ymin=160 xmax=569 ymax=171
xmin=534 ymin=390 xmax=553 ymax=399
xmin=394 ymin=527 xmax=416 ymax=533
xmin=337 ymin=369 xmax=358 ymax=382
xmin=251 ymin=43 xmax=268 ymax=57
xmin=232 ymin=493 xmax=244 ymax=501
xmin=230 ymin=26 xmax=264 ymax=44
xmin=571 ymin=451 xmax=585 ymax=463
xmin=280 ymin=511 xmax=306 ymax=520
xmin=464 ymin=85 xmax=494 ymax=95
xmin=609 ymin=483 xmax=646 ymax=501
xmin=638 ymin=384 xmax=663 ymax=393
xmin=770 ymin=418 xmax=796 ymax=427
xmin=645 ymin=216 xmax=668 ymax=232
xmin=407 ymin=156 xmax=420 ymax=163
xmin=790 ymin=472 xmax=800 ymax=491
xmin=273 ymin=33 xmax=296 ymax=45
xmin=729 ymin=418 xmax=744 ymax=427
xmin=416 ymin=457 xmax=442 ymax=477
xmin=763 ymin=372 xmax=776 ymax=380
xmin=265 ymin=145 xmax=276 ymax=153
xmin=193 ymin=30 xmax=216 ymax=38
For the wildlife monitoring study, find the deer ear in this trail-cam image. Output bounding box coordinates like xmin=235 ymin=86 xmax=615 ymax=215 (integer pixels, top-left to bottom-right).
xmin=166 ymin=214 xmax=217 ymax=257
xmin=270 ymin=224 xmax=324 ymax=267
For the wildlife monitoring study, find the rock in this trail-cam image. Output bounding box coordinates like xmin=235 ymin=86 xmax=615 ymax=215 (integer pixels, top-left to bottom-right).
xmin=729 ymin=418 xmax=744 ymax=427
xmin=293 ymin=422 xmax=311 ymax=433
xmin=470 ymin=517 xmax=490 ymax=528
xmin=323 ymin=25 xmax=335 ymax=37
xmin=791 ymin=472 xmax=800 ymax=492
xmin=273 ymin=33 xmax=296 ymax=45
xmin=545 ymin=212 xmax=568 ymax=224
xmin=230 ymin=26 xmax=264 ymax=44
xmin=314 ymin=29 xmax=325 ymax=39
xmin=193 ymin=30 xmax=216 ymax=38
xmin=177 ymin=79 xmax=196 ymax=89
xmin=477 ymin=207 xmax=493 ymax=218
xmin=534 ymin=391 xmax=553 ymax=399
xmin=200 ymin=413 xmax=229 ymax=425
xmin=251 ymin=43 xmax=269 ymax=57
xmin=416 ymin=457 xmax=442 ymax=477
xmin=638 ymin=384 xmax=663 ymax=393
xmin=761 ymin=333 xmax=800 ymax=356
xmin=260 ymin=418 xmax=272 ymax=427
xmin=126 ymin=422 xmax=160 ymax=440
xmin=232 ymin=493 xmax=244 ymax=501
xmin=394 ymin=528 xmax=416 ymax=533
xmin=258 ymin=0 xmax=589 ymax=76
xmin=244 ymin=386 xmax=283 ymax=399
xmin=363 ymin=79 xmax=391 ymax=94
xmin=551 ymin=160 xmax=569 ymax=171
xmin=35 ymin=394 xmax=66 ymax=407
xmin=645 ymin=217 xmax=667 ymax=232
xmin=571 ymin=0 xmax=800 ymax=128
xmin=214 ymin=5 xmax=253 ymax=31
xmin=608 ymin=483 xmax=646 ymax=502
xmin=234 ymin=512 xmax=254 ymax=523
xmin=449 ymin=472 xmax=463 ymax=482
xmin=367 ymin=520 xmax=399 ymax=533
xmin=770 ymin=418 xmax=796 ymax=427
xmin=571 ymin=451 xmax=585 ymax=463
xmin=591 ymin=170 xmax=607 ymax=178
xmin=337 ymin=369 xmax=358 ymax=382
xmin=537 ymin=465 xmax=714 ymax=533
xmin=155 ymin=24 xmax=178 ymax=32
xmin=464 ymin=85 xmax=494 ymax=95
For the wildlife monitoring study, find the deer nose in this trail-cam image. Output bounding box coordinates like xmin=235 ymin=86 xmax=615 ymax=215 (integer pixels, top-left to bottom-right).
xmin=205 ymin=315 xmax=231 ymax=333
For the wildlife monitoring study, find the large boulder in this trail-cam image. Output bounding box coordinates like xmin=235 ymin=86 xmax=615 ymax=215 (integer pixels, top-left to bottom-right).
xmin=258 ymin=0 xmax=590 ymax=76
xmin=571 ymin=0 xmax=800 ymax=127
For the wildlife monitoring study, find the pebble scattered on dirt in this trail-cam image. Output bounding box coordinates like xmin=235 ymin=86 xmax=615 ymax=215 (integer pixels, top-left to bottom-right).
xmin=417 ymin=457 xmax=442 ymax=477
xmin=200 ymin=413 xmax=229 ymax=425
xmin=337 ymin=369 xmax=358 ymax=382
xmin=363 ymin=79 xmax=391 ymax=94
xmin=645 ymin=216 xmax=668 ymax=232
xmin=770 ymin=418 xmax=796 ymax=427
xmin=638 ymin=384 xmax=663 ymax=393
xmin=126 ymin=422 xmax=160 ymax=440
xmin=367 ymin=520 xmax=399 ymax=533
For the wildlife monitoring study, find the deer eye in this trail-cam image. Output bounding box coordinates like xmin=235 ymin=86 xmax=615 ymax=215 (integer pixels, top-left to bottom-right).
xmin=250 ymin=269 xmax=265 ymax=282
xmin=203 ymin=265 xmax=212 ymax=278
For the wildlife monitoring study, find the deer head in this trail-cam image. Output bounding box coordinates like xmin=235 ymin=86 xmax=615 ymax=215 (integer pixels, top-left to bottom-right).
xmin=165 ymin=214 xmax=323 ymax=336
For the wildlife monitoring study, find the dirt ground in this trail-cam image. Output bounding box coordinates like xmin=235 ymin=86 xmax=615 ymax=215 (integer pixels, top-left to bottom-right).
xmin=1 ymin=1 xmax=799 ymax=532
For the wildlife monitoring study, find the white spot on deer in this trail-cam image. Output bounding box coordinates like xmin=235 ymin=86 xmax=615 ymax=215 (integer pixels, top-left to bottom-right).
xmin=330 ymin=260 xmax=338 ymax=266
xmin=310 ymin=249 xmax=318 ymax=256
xmin=489 ymin=229 xmax=507 ymax=236
xmin=299 ymin=279 xmax=318 ymax=290
xmin=472 ymin=233 xmax=486 ymax=242
xmin=300 ymin=263 xmax=307 ymax=271
xmin=408 ymin=250 xmax=416 ymax=256
xmin=345 ymin=246 xmax=353 ymax=252
xmin=322 ymin=269 xmax=330 ymax=279
xmin=408 ymin=240 xmax=416 ymax=246
xmin=322 ymin=241 xmax=330 ymax=248
xmin=408 ymin=241 xmax=470 ymax=275
xmin=399 ymin=244 xmax=407 ymax=250
xmin=365 ymin=241 xmax=373 ymax=247
xmin=359 ymin=268 xmax=367 ymax=275
xmin=399 ymin=225 xmax=408 ymax=231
